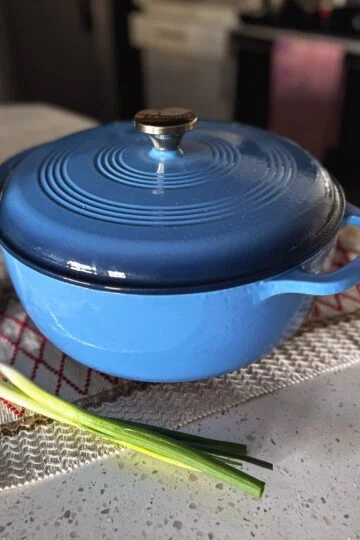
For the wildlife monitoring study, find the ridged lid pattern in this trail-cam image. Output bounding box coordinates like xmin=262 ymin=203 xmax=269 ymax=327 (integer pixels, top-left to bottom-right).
xmin=0 ymin=118 xmax=344 ymax=291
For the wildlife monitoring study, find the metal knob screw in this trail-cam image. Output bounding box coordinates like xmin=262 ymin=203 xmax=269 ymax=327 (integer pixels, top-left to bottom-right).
xmin=134 ymin=107 xmax=198 ymax=151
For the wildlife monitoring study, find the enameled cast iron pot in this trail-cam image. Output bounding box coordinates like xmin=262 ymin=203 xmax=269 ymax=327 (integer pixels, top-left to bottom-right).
xmin=1 ymin=107 xmax=360 ymax=382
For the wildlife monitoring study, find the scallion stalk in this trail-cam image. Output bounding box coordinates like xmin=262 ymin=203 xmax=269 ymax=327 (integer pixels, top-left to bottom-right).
xmin=112 ymin=420 xmax=248 ymax=456
xmin=0 ymin=381 xmax=198 ymax=470
xmin=0 ymin=363 xmax=270 ymax=498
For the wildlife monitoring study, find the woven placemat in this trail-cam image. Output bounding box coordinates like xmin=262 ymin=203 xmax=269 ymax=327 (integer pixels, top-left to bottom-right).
xmin=0 ymin=228 xmax=360 ymax=490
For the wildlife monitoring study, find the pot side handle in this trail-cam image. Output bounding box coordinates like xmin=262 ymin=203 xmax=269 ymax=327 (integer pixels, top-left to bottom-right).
xmin=265 ymin=203 xmax=360 ymax=297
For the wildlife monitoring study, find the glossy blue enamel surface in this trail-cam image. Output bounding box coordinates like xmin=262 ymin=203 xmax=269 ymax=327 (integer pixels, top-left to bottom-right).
xmin=3 ymin=202 xmax=360 ymax=382
xmin=0 ymin=122 xmax=343 ymax=290
xmin=2 ymin=247 xmax=312 ymax=381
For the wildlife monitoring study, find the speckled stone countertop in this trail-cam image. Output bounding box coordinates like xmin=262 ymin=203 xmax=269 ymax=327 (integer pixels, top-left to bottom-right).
xmin=0 ymin=365 xmax=359 ymax=540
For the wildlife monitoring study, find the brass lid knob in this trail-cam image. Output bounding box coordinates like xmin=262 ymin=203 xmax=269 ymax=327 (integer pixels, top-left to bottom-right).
xmin=134 ymin=107 xmax=197 ymax=151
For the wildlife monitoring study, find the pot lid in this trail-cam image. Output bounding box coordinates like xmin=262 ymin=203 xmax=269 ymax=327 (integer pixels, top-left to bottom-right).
xmin=0 ymin=107 xmax=344 ymax=292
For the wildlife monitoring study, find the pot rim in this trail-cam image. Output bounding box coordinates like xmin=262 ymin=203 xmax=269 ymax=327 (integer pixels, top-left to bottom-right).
xmin=1 ymin=177 xmax=345 ymax=296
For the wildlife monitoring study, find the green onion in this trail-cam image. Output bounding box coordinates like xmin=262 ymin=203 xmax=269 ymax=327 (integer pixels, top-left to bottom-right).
xmin=107 ymin=419 xmax=248 ymax=456
xmin=0 ymin=363 xmax=271 ymax=498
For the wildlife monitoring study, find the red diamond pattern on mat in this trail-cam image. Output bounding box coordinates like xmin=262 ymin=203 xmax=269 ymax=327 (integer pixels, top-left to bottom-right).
xmin=19 ymin=324 xmax=44 ymax=357
xmin=0 ymin=316 xmax=20 ymax=345
xmin=0 ymin=227 xmax=359 ymax=419
xmin=12 ymin=349 xmax=35 ymax=379
xmin=0 ymin=397 xmax=24 ymax=418
xmin=310 ymin=231 xmax=360 ymax=319
xmin=33 ymin=362 xmax=60 ymax=396
xmin=41 ymin=341 xmax=63 ymax=371
xmin=0 ymin=334 xmax=13 ymax=363
xmin=0 ymin=293 xmax=121 ymax=409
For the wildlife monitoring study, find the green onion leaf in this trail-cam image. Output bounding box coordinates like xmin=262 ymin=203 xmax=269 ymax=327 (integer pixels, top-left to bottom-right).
xmin=107 ymin=418 xmax=248 ymax=456
xmin=0 ymin=363 xmax=269 ymax=498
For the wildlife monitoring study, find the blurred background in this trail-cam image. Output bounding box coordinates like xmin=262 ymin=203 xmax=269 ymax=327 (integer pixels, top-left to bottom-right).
xmin=1 ymin=0 xmax=360 ymax=203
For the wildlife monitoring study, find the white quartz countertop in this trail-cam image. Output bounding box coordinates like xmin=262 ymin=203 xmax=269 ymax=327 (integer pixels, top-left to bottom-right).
xmin=0 ymin=365 xmax=359 ymax=540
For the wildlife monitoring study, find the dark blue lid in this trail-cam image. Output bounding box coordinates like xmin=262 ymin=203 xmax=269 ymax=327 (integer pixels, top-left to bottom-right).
xmin=0 ymin=109 xmax=344 ymax=292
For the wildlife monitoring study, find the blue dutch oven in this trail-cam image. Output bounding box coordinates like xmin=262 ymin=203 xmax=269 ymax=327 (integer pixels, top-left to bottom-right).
xmin=0 ymin=107 xmax=360 ymax=382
